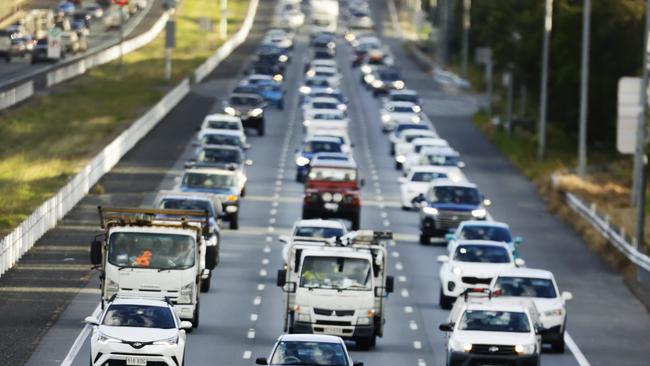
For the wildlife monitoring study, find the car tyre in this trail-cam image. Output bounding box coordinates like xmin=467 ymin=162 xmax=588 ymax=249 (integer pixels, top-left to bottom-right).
xmin=241 ymin=186 xmax=246 ymax=197
xmin=357 ymin=336 xmax=375 ymax=350
xmin=551 ymin=338 xmax=565 ymax=353
xmin=439 ymin=287 xmax=454 ymax=310
xmin=351 ymin=214 xmax=360 ymax=230
xmin=200 ymin=275 xmax=211 ymax=293
xmin=395 ymin=161 xmax=402 ymax=170
xmin=419 ymin=233 xmax=430 ymax=245
xmin=229 ymin=213 xmax=239 ymax=230
xmin=258 ymin=124 xmax=265 ymax=136
xmin=191 ymin=302 xmax=200 ymax=329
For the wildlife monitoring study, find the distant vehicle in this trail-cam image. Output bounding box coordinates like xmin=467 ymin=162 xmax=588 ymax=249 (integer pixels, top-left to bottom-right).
xmin=223 ymin=93 xmax=267 ymax=136
xmin=294 ymin=136 xmax=345 ymax=182
xmin=255 ymin=334 xmax=363 ymax=366
xmin=446 ymin=221 xmax=523 ymax=259
xmin=278 ymin=218 xmax=348 ymax=264
xmin=0 ymin=30 xmax=14 ymax=62
xmin=380 ymin=101 xmax=423 ymax=132
xmin=31 ymin=38 xmax=66 ymax=64
xmin=398 ymin=166 xmax=463 ymax=210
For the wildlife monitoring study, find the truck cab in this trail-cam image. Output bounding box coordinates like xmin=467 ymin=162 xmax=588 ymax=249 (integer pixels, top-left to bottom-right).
xmin=277 ymin=231 xmax=394 ymax=350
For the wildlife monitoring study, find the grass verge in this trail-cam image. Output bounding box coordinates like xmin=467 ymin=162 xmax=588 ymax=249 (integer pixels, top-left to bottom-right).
xmin=0 ymin=0 xmax=249 ymax=234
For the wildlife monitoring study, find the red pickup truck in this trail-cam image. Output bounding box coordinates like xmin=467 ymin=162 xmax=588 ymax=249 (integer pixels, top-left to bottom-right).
xmin=302 ymin=160 xmax=361 ymax=230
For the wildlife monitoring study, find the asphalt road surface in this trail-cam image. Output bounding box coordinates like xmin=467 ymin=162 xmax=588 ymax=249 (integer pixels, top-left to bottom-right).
xmin=1 ymin=0 xmax=649 ymax=365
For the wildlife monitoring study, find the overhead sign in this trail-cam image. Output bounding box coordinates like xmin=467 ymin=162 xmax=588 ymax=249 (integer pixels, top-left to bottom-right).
xmin=617 ymin=77 xmax=644 ymax=154
xmin=47 ymin=27 xmax=62 ymax=59
xmin=475 ymin=47 xmax=492 ymax=65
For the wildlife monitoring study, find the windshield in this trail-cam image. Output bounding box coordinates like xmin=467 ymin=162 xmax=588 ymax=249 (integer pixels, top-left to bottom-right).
xmin=107 ymin=232 xmax=196 ymax=269
xmin=271 ymin=341 xmax=348 ymax=366
xmin=396 ymin=124 xmax=428 ymax=135
xmin=411 ymin=171 xmax=447 ymax=182
xmin=388 ymin=105 xmax=415 ymax=113
xmin=392 ymin=94 xmax=418 ymax=103
xmin=306 ymin=78 xmax=331 ymax=87
xmin=424 ymin=153 xmax=459 ymax=166
xmin=313 ymin=102 xmax=338 ymax=109
xmin=313 ymin=113 xmax=343 ymax=120
xmin=405 ymin=134 xmax=430 ymax=143
xmin=459 ymin=310 xmax=531 ymax=333
xmin=300 ymin=256 xmax=372 ymax=290
xmin=182 ymin=172 xmax=235 ymax=190
xmin=308 ymin=167 xmax=357 ymax=182
xmin=495 ymin=277 xmax=558 ymax=299
xmin=377 ymin=71 xmax=399 ymax=81
xmin=432 ymin=186 xmax=480 ymax=204
xmin=459 ymin=225 xmax=512 ymax=242
xmin=198 ymin=148 xmax=242 ymax=164
xmin=230 ymin=96 xmax=259 ymax=106
xmin=304 ymin=141 xmax=342 ymax=153
xmin=453 ymin=244 xmax=510 ymax=263
xmin=159 ymin=199 xmax=213 ymax=216
xmin=294 ymin=226 xmax=345 ymax=238
xmin=102 ymin=304 xmax=176 ymax=329
xmin=206 ymin=120 xmax=239 ymax=130
xmin=202 ymin=134 xmax=242 ymax=146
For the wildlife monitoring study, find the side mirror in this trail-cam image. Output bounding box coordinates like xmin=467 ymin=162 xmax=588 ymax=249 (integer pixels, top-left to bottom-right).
xmin=245 ymin=159 xmax=254 ymax=166
xmin=205 ymin=246 xmax=217 ymax=270
xmin=457 ymin=161 xmax=466 ymax=169
xmin=562 ymin=291 xmax=573 ymax=301
xmin=397 ymin=177 xmax=407 ymax=184
xmin=360 ymin=178 xmax=366 ymax=187
xmin=184 ymin=159 xmax=196 ymax=169
xmin=444 ymin=233 xmax=455 ymax=242
xmin=278 ymin=235 xmax=290 ymax=244
xmin=244 ymin=143 xmax=252 ymax=150
xmin=513 ymin=236 xmax=523 ymax=245
xmin=84 ymin=316 xmax=99 ymax=326
xmin=437 ymin=255 xmax=449 ymax=263
xmin=353 ymin=362 xmax=364 ymax=366
xmin=514 ymin=258 xmax=526 ymax=267
xmin=438 ymin=323 xmax=453 ymax=332
xmin=90 ymin=240 xmax=102 ymax=265
xmin=180 ymin=321 xmax=193 ymax=330
xmin=255 ymin=358 xmax=268 ymax=365
xmin=276 ymin=269 xmax=287 ymax=287
xmin=385 ymin=275 xmax=394 ymax=294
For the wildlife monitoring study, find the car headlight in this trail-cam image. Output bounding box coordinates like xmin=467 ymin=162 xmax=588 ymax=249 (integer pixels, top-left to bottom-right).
xmin=105 ymin=279 xmax=119 ymax=298
xmin=303 ymin=120 xmax=311 ymax=127
xmin=226 ymin=194 xmax=238 ymax=202
xmin=364 ymin=74 xmax=375 ymax=83
xmin=471 ymin=208 xmax=487 ymax=219
xmin=249 ymin=108 xmax=263 ymax=117
xmin=306 ymin=70 xmax=316 ymax=77
xmin=278 ymin=54 xmax=289 ymax=62
xmin=299 ymin=86 xmax=311 ymax=94
xmin=178 ymin=282 xmax=194 ymax=304
xmin=337 ymin=104 xmax=347 ymax=111
xmin=411 ymin=115 xmax=421 ymax=123
xmin=154 ymin=335 xmax=179 ymax=345
xmin=332 ymin=193 xmax=343 ymax=202
xmin=356 ymin=310 xmax=374 ymax=325
xmin=515 ymin=344 xmax=536 ymax=355
xmin=544 ymin=308 xmax=564 ymax=317
xmin=423 ymin=207 xmax=439 ymax=215
xmin=273 ymin=74 xmax=283 ymax=82
xmin=452 ymin=266 xmax=462 ymax=276
xmin=224 ymin=107 xmax=236 ymax=116
xmin=381 ymin=115 xmax=391 ymax=122
xmin=322 ymin=192 xmax=333 ymax=202
xmin=97 ymin=331 xmax=122 ymax=344
xmin=396 ymin=155 xmax=406 ymax=163
xmin=225 ymin=205 xmax=238 ymax=213
xmin=412 ymin=105 xmax=422 ymax=113
xmin=296 ymin=156 xmax=310 ymax=166
xmin=361 ymin=65 xmax=371 ymax=74
xmin=372 ymin=80 xmax=384 ymax=88
xmin=394 ymin=80 xmax=405 ymax=89
xmin=449 ymin=338 xmax=471 ymax=353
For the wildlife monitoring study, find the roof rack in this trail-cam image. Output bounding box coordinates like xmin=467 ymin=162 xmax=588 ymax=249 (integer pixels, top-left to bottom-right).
xmin=460 ymin=287 xmax=501 ymax=301
xmin=98 ymin=206 xmax=210 ymax=236
xmin=108 ymin=292 xmax=175 ymax=306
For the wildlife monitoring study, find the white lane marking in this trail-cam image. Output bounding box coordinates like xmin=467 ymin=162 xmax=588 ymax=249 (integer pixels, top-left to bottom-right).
xmin=253 ymin=296 xmax=262 ymax=305
xmin=247 ymin=329 xmax=256 ymax=339
xmin=392 ymin=251 xmax=400 ymax=258
xmin=264 ymin=245 xmax=271 ymax=253
xmin=413 ymin=341 xmax=422 ymax=350
xmin=243 ymin=351 xmax=252 ymax=360
xmin=417 ymin=359 xmax=426 ymax=366
xmin=266 ymin=236 xmax=273 ymax=242
xmin=383 ymin=220 xmax=390 ymax=227
xmin=566 ymin=332 xmax=592 ymax=366
xmin=250 ymin=314 xmax=258 ymax=322
xmin=395 ymin=262 xmax=403 ymax=271
xmin=404 ymin=306 xmax=413 ymax=313
xmin=257 ymin=284 xmax=265 ymax=291
xmin=275 ymin=186 xmax=282 ymax=192
xmin=270 ymin=209 xmax=277 ymax=215
xmin=376 ymin=195 xmax=383 ymax=201
xmin=409 ymin=320 xmax=418 ymax=331
xmin=398 ymin=275 xmax=407 ymax=282
xmin=375 ymin=188 xmax=382 ymax=194
xmin=389 ymin=240 xmax=396 ymax=247
xmin=259 ymin=268 xmax=268 ymax=277
xmin=269 ymin=218 xmax=276 ymax=224
xmin=272 ymin=201 xmax=279 ymax=207
xmin=373 ymin=181 xmax=380 ymax=187
xmin=380 ymin=212 xmax=388 ymax=218
xmin=401 ymin=289 xmax=410 ymax=298
xmin=59 ymin=304 xmax=101 ymax=366
xmin=268 ymin=226 xmax=275 ymax=233
xmin=262 ymin=258 xmax=269 ymax=265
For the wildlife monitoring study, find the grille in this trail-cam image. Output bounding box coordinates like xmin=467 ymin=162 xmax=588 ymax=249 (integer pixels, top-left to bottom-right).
xmin=314 ymin=308 xmax=355 ymax=316
xmin=436 ymin=210 xmax=474 ymax=228
xmin=100 ymin=361 xmax=168 ymax=366
xmin=315 ymin=320 xmax=352 ymax=326
xmin=462 ymin=277 xmax=492 ymax=285
xmin=471 ymin=344 xmax=517 ymax=356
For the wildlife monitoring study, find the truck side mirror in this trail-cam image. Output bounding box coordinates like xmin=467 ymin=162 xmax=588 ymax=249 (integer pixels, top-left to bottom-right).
xmin=205 ymin=246 xmax=217 ymax=270
xmin=353 ymin=362 xmax=364 ymax=366
xmin=255 ymin=358 xmax=268 ymax=365
xmin=385 ymin=276 xmax=394 ymax=294
xmin=90 ymin=240 xmax=102 ymax=265
xmin=438 ymin=323 xmax=453 ymax=332
xmin=276 ymin=269 xmax=287 ymax=287
xmin=444 ymin=233 xmax=455 ymax=242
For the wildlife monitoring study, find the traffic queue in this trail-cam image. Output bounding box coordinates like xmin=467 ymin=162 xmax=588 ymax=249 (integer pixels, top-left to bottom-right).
xmin=82 ymin=0 xmax=574 ymax=366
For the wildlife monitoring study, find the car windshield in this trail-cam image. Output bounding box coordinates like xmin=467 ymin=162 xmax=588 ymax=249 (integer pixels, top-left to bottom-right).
xmin=316 ymin=70 xmax=335 ymax=77
xmin=432 ymin=186 xmax=480 ymax=204
xmin=495 ymin=277 xmax=558 ymax=299
xmin=396 ymin=124 xmax=428 ymax=134
xmin=313 ymin=102 xmax=338 ymax=109
xmin=159 ymin=198 xmax=213 ymax=216
xmin=423 ymin=153 xmax=459 ymax=166
xmin=306 ymin=78 xmax=331 ymax=87
xmin=199 ymin=148 xmax=242 ymax=164
xmin=459 ymin=310 xmax=531 ymax=333
xmin=377 ymin=70 xmax=399 ymax=81
xmin=300 ymin=256 xmax=372 ymax=290
xmin=453 ymin=245 xmax=510 ymax=263
xmin=391 ymin=94 xmax=418 ymax=103
xmin=102 ymin=304 xmax=176 ymax=329
xmin=411 ymin=171 xmax=447 ymax=182
xmin=294 ymin=226 xmax=345 ymax=238
xmin=182 ymin=172 xmax=235 ymax=189
xmin=388 ymin=105 xmax=414 ymax=113
xmin=304 ymin=141 xmax=342 ymax=153
xmin=308 ymin=167 xmax=357 ymax=182
xmin=202 ymin=134 xmax=242 ymax=146
xmin=271 ymin=341 xmax=348 ymax=366
xmin=107 ymin=232 xmax=196 ymax=269
xmin=459 ymin=226 xmax=513 ymax=242
xmin=205 ymin=120 xmax=239 ymax=130
xmin=233 ymin=86 xmax=259 ymax=94
xmin=313 ymin=113 xmax=343 ymax=120
xmin=405 ymin=134 xmax=430 ymax=143
xmin=230 ymin=96 xmax=259 ymax=106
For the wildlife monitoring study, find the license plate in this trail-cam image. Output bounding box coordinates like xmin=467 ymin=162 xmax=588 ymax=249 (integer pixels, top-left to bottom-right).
xmin=323 ymin=326 xmax=343 ymax=335
xmin=126 ymin=357 xmax=147 ymax=366
xmin=324 ymin=203 xmax=339 ymax=211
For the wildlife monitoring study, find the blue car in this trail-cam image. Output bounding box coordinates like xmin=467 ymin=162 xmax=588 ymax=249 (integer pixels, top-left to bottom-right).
xmin=417 ymin=180 xmax=491 ymax=244
xmin=294 ymin=137 xmax=344 ymax=182
xmin=257 ymin=82 xmax=285 ymax=109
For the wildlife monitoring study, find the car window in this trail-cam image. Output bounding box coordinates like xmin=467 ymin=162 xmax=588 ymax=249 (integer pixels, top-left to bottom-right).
xmin=495 ymin=276 xmax=558 ymax=299
xmin=182 ymin=172 xmax=235 ymax=189
xmin=294 ymin=226 xmax=345 ymax=238
xmin=411 ymin=172 xmax=447 ymax=182
xmin=206 ymin=121 xmax=239 ymax=130
xmin=459 ymin=226 xmax=512 ymax=242
xmin=102 ymin=304 xmax=176 ymax=329
xmin=199 ymin=148 xmax=242 ymax=164
xmin=159 ymin=199 xmax=213 ymax=216
xmin=453 ymin=244 xmax=510 ymax=263
xmin=459 ymin=310 xmax=531 ymax=333
xmin=305 ymin=141 xmax=343 ymax=153
xmin=308 ymin=167 xmax=356 ymax=182
xmin=271 ymin=341 xmax=348 ymax=366
xmin=432 ymin=186 xmax=480 ymax=204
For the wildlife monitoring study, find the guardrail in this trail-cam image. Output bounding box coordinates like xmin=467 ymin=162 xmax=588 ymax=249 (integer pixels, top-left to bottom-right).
xmin=0 ymin=81 xmax=33 ymax=110
xmin=0 ymin=0 xmax=260 ymax=278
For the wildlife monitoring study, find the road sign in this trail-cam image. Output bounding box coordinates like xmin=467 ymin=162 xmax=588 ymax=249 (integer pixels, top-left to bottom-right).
xmin=113 ymin=0 xmax=129 ymax=6
xmin=47 ymin=27 xmax=62 ymax=59
xmin=617 ymin=77 xmax=645 ymax=154
xmin=475 ymin=47 xmax=492 ymax=65
xmin=165 ymin=20 xmax=176 ymax=49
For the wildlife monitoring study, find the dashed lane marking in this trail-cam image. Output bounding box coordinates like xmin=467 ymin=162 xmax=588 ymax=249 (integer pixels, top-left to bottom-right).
xmin=395 ymin=262 xmax=403 ymax=271
xmin=259 ymin=269 xmax=268 ymax=277
xmin=404 ymin=306 xmax=413 ymax=313
xmin=247 ymin=329 xmax=256 ymax=339
xmin=418 ymin=359 xmax=426 ymax=366
xmin=401 ymin=289 xmax=410 ymax=298
xmin=243 ymin=351 xmax=252 ymax=360
xmin=264 ymin=245 xmax=271 ymax=253
xmin=398 ymin=275 xmax=407 ymax=282
xmin=409 ymin=321 xmax=418 ymax=331
xmin=253 ymin=296 xmax=262 ymax=306
xmin=257 ymin=284 xmax=265 ymax=291
xmin=413 ymin=341 xmax=422 ymax=350
xmin=262 ymin=258 xmax=269 ymax=265
xmin=250 ymin=314 xmax=258 ymax=322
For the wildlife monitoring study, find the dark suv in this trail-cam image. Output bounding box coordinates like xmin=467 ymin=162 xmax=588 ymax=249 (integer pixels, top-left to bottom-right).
xmin=223 ymin=93 xmax=266 ymax=136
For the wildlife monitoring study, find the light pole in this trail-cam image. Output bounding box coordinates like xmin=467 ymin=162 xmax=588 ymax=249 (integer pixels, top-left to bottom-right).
xmin=577 ymin=0 xmax=591 ymax=177
xmin=220 ymin=0 xmax=228 ymax=40
xmin=537 ymin=0 xmax=553 ymax=161
xmin=461 ymin=0 xmax=471 ymax=78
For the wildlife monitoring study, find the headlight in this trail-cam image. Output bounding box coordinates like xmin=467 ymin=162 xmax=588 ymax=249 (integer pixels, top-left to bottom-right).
xmin=544 ymin=308 xmax=564 ymax=317
xmin=411 ymin=115 xmax=421 ymax=123
xmin=224 ymin=107 xmax=236 ymax=115
xmin=178 ymin=282 xmax=194 ymax=304
xmin=97 ymin=332 xmax=121 ymax=344
xmin=154 ymin=335 xmax=179 ymax=346
xmin=364 ymin=74 xmax=375 ymax=83
xmin=452 ymin=266 xmax=462 ymax=276
xmin=471 ymin=208 xmax=487 ymax=219
xmin=296 ymin=156 xmax=310 ymax=166
xmin=361 ymin=65 xmax=371 ymax=74
xmin=278 ymin=54 xmax=288 ymax=62
xmin=322 ymin=192 xmax=333 ymax=202
xmin=303 ymin=120 xmax=311 ymax=127
xmin=105 ymin=279 xmax=119 ymax=298
xmin=515 ymin=344 xmax=536 ymax=355
xmin=423 ymin=207 xmax=439 ymax=215
xmin=273 ymin=74 xmax=283 ymax=81
xmin=249 ymin=108 xmax=263 ymax=117
xmin=356 ymin=309 xmax=375 ymax=325
xmin=394 ymin=80 xmax=405 ymax=89
xmin=337 ymin=104 xmax=347 ymax=111
xmin=306 ymin=70 xmax=316 ymax=77
xmin=225 ymin=205 xmax=238 ymax=213
xmin=412 ymin=105 xmax=422 ymax=113
xmin=372 ymin=80 xmax=384 ymax=88
xmin=381 ymin=114 xmax=391 ymax=122
xmin=297 ymin=313 xmax=311 ymax=322
xmin=300 ymin=86 xmax=311 ymax=94
xmin=332 ymin=193 xmax=343 ymax=202
xmin=449 ymin=338 xmax=471 ymax=353
xmin=396 ymin=155 xmax=406 ymax=163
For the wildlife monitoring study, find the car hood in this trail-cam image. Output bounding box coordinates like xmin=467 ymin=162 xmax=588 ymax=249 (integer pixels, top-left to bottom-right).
xmin=430 ymin=202 xmax=479 ymax=211
xmin=97 ymin=326 xmax=178 ymax=343
xmin=453 ymin=330 xmax=534 ymax=346
xmin=452 ymin=261 xmax=514 ymax=277
xmin=180 ymin=186 xmax=235 ymax=196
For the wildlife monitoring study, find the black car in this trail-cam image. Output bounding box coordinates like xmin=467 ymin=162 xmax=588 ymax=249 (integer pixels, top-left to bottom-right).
xmin=368 ymin=67 xmax=405 ymax=96
xmin=31 ymin=38 xmax=66 ymax=64
xmin=223 ymin=93 xmax=266 ymax=136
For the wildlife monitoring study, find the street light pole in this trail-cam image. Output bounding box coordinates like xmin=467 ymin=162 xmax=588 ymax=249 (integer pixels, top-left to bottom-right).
xmin=220 ymin=0 xmax=228 ymax=40
xmin=461 ymin=0 xmax=471 ymax=78
xmin=537 ymin=0 xmax=553 ymax=161
xmin=577 ymin=0 xmax=591 ymax=177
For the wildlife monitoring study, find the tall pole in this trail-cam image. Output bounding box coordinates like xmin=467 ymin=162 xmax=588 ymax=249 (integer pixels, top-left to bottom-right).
xmin=438 ymin=0 xmax=448 ymax=66
xmin=506 ymin=68 xmax=514 ymax=135
xmin=537 ymin=0 xmax=553 ymax=161
xmin=461 ymin=0 xmax=471 ymax=78
xmin=220 ymin=0 xmax=228 ymax=40
xmin=577 ymin=0 xmax=591 ymax=177
xmin=119 ymin=5 xmax=124 ymax=67
xmin=633 ymin=0 xmax=650 ymax=252
xmin=486 ymin=61 xmax=493 ymax=119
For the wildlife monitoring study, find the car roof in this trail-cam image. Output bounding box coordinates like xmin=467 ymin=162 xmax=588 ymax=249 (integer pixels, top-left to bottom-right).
xmin=390 ymin=89 xmax=417 ymax=96
xmin=310 ymin=159 xmax=357 ymax=169
xmin=401 ymin=129 xmax=435 ymax=136
xmin=230 ymin=93 xmax=261 ymax=98
xmin=309 ymin=96 xmax=340 ymax=103
xmin=201 ymin=129 xmax=243 ymax=137
xmin=460 ymin=220 xmax=509 ymax=229
xmin=495 ymin=267 xmax=555 ymax=280
xmin=385 ymin=101 xmax=417 ymax=108
xmin=108 ymin=297 xmax=172 ymax=307
xmin=431 ymin=179 xmax=477 ymax=188
xmin=184 ymin=167 xmax=236 ymax=175
xmin=410 ymin=165 xmax=456 ymax=173
xmin=463 ymin=299 xmax=531 ymax=313
xmin=305 ymin=136 xmax=343 ymax=144
xmin=203 ymin=113 xmax=242 ymax=123
xmin=201 ymin=144 xmax=242 ymax=151
xmin=278 ymin=334 xmax=345 ymax=344
xmin=420 ymin=146 xmax=458 ymax=155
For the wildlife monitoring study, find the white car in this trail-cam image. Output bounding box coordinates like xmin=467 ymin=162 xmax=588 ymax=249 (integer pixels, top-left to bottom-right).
xmin=281 ymin=8 xmax=305 ymax=28
xmin=306 ymin=66 xmax=341 ymax=87
xmin=437 ymin=240 xmax=525 ymax=309
xmin=255 ymin=334 xmax=362 ymax=366
xmin=303 ymin=109 xmax=349 ymax=135
xmin=384 ymin=88 xmax=420 ymax=106
xmin=391 ymin=129 xmax=437 ymax=161
xmin=380 ymin=101 xmax=423 ymax=132
xmin=303 ymin=96 xmax=347 ymax=113
xmin=306 ymin=58 xmax=338 ymax=71
xmin=446 ymin=220 xmax=522 ymax=259
xmin=403 ymin=145 xmax=463 ymax=174
xmin=86 ymin=295 xmax=191 ymax=366
xmin=439 ymin=289 xmax=542 ymax=366
xmin=199 ymin=113 xmax=246 ymax=144
xmin=299 ymin=76 xmax=334 ymax=96
xmin=279 ymin=219 xmax=348 ymax=264
xmin=394 ymin=136 xmax=448 ymax=169
xmin=388 ymin=123 xmax=433 ymax=154
xmin=398 ymin=166 xmax=464 ymax=209
xmin=491 ymin=268 xmax=573 ymax=353
xmin=308 ymin=129 xmax=353 ymax=153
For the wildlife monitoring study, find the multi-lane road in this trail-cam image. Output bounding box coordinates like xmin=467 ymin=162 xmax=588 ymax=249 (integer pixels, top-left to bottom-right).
xmin=1 ymin=0 xmax=649 ymax=365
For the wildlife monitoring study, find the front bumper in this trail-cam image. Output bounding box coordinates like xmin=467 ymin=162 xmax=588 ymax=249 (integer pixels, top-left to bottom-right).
xmin=92 ymin=343 xmax=182 ymax=366
xmin=541 ymin=324 xmax=563 ymax=343
xmin=449 ymin=351 xmax=539 ymax=366
xmin=303 ymin=204 xmax=359 ymax=220
xmin=293 ymin=321 xmax=374 ymax=340
xmin=221 ymin=202 xmax=240 ymax=220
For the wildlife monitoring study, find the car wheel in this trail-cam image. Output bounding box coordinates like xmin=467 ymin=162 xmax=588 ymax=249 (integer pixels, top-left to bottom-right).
xmin=439 ymin=287 xmax=454 ymax=310
xmin=191 ymin=302 xmax=200 ymax=329
xmin=229 ymin=213 xmax=239 ymax=230
xmin=200 ymin=275 xmax=211 ymax=293
xmin=258 ymin=125 xmax=265 ymax=136
xmin=419 ymin=233 xmax=430 ymax=245
xmin=351 ymin=215 xmax=360 ymax=230
xmin=551 ymin=338 xmax=565 ymax=353
xmin=395 ymin=161 xmax=402 ymax=170
xmin=356 ymin=336 xmax=375 ymax=350
xmin=241 ymin=186 xmax=246 ymax=197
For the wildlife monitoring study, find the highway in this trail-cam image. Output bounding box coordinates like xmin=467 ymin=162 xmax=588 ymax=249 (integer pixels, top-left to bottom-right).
xmin=2 ymin=0 xmax=649 ymax=365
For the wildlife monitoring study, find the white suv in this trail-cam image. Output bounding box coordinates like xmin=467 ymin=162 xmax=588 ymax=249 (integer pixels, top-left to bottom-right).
xmin=491 ymin=268 xmax=573 ymax=353
xmin=85 ymin=295 xmax=191 ymax=366
xmin=256 ymin=334 xmax=363 ymax=366
xmin=439 ymin=289 xmax=542 ymax=366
